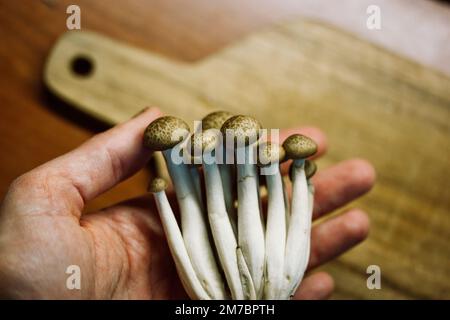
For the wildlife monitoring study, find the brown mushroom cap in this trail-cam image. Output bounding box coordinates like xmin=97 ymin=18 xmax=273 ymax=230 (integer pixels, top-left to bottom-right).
xmin=148 ymin=177 xmax=168 ymax=193
xmin=282 ymin=134 xmax=317 ymax=159
xmin=144 ymin=116 xmax=190 ymax=151
xmin=202 ymin=111 xmax=234 ymax=131
xmin=305 ymin=160 xmax=317 ymax=179
xmin=220 ymin=115 xmax=261 ymax=146
xmin=189 ymin=129 xmax=221 ymax=163
xmin=257 ymin=142 xmax=285 ymax=167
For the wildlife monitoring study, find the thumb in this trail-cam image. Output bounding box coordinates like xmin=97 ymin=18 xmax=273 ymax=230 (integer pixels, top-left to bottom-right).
xmin=5 ymin=107 xmax=162 ymax=219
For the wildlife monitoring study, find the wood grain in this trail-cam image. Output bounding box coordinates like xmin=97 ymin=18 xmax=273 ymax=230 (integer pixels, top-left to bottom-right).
xmin=1 ymin=0 xmax=449 ymax=299
xmin=44 ymin=21 xmax=450 ymax=299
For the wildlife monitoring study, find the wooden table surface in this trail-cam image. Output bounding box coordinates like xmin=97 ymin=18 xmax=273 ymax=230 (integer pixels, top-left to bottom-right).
xmin=1 ymin=0 xmax=302 ymax=212
xmin=0 ymin=0 xmax=449 ymax=299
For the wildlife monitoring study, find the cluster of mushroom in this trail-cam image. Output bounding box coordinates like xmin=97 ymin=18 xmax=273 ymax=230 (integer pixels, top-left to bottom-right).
xmin=144 ymin=111 xmax=318 ymax=300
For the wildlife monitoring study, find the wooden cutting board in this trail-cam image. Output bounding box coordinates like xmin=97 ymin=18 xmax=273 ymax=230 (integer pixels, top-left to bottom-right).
xmin=44 ymin=18 xmax=450 ymax=299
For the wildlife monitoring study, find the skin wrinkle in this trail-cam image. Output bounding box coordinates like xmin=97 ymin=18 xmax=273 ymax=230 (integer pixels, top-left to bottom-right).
xmin=150 ymin=232 xmax=180 ymax=299
xmin=105 ymin=195 xmax=166 ymax=237
xmin=102 ymin=207 xmax=159 ymax=299
xmin=58 ymin=175 xmax=87 ymax=215
xmin=69 ymin=146 xmax=113 ymax=202
xmin=147 ymin=232 xmax=171 ymax=299
xmin=7 ymin=172 xmax=78 ymax=218
xmin=33 ymin=168 xmax=86 ymax=217
xmin=145 ymin=229 xmax=174 ymax=299
xmin=78 ymin=223 xmax=98 ymax=298
xmin=104 ymin=144 xmax=126 ymax=189
xmin=91 ymin=218 xmax=124 ymax=299
xmin=109 ymin=213 xmax=137 ymax=299
xmin=115 ymin=197 xmax=185 ymax=299
xmin=54 ymin=177 xmax=85 ymax=218
xmin=81 ymin=217 xmax=122 ymax=299
xmin=147 ymin=235 xmax=156 ymax=300
xmin=79 ymin=220 xmax=102 ymax=297
xmin=105 ymin=198 xmax=181 ymax=299
xmin=101 ymin=220 xmax=129 ymax=299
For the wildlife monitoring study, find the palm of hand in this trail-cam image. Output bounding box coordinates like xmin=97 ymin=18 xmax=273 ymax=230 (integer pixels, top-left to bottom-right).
xmin=0 ymin=108 xmax=374 ymax=299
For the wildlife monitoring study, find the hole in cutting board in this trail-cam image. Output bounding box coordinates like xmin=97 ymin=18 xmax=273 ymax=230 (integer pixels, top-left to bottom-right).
xmin=70 ymin=55 xmax=94 ymax=77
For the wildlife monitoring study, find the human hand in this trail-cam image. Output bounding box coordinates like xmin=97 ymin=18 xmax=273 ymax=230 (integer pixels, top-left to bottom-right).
xmin=0 ymin=107 xmax=375 ymax=299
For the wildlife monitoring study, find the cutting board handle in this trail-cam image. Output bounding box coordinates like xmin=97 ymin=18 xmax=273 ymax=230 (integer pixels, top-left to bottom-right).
xmin=44 ymin=30 xmax=209 ymax=124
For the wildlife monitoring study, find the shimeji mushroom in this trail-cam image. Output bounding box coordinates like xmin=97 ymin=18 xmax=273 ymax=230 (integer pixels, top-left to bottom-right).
xmin=257 ymin=142 xmax=287 ymax=299
xmin=291 ymin=159 xmax=317 ymax=214
xmin=190 ymin=130 xmax=245 ymax=299
xmin=281 ymin=134 xmax=318 ymax=299
xmin=144 ymin=116 xmax=226 ymax=299
xmin=221 ymin=115 xmax=266 ymax=298
xmin=286 ymin=159 xmax=317 ymax=297
xmin=201 ymin=111 xmax=237 ymax=234
xmin=148 ymin=178 xmax=210 ymax=300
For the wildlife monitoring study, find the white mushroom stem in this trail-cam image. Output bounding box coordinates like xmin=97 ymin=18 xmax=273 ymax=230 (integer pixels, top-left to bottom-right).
xmin=256 ymin=171 xmax=265 ymax=230
xmin=308 ymin=182 xmax=315 ymax=221
xmin=263 ymin=162 xmax=287 ymax=299
xmin=236 ymin=246 xmax=257 ymax=300
xmin=218 ymin=163 xmax=237 ymax=235
xmin=189 ymin=165 xmax=203 ymax=205
xmin=302 ymin=182 xmax=315 ymax=274
xmin=281 ymin=159 xmax=312 ymax=299
xmin=301 ymin=182 xmax=314 ymax=275
xmin=287 ymin=181 xmax=315 ymax=298
xmin=201 ymin=111 xmax=237 ymax=234
xmin=152 ymin=188 xmax=210 ymax=300
xmin=236 ymin=145 xmax=265 ymax=298
xmin=203 ymin=161 xmax=244 ymax=300
xmin=162 ymin=149 xmax=226 ymax=299
xmin=282 ymin=176 xmax=290 ymax=231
